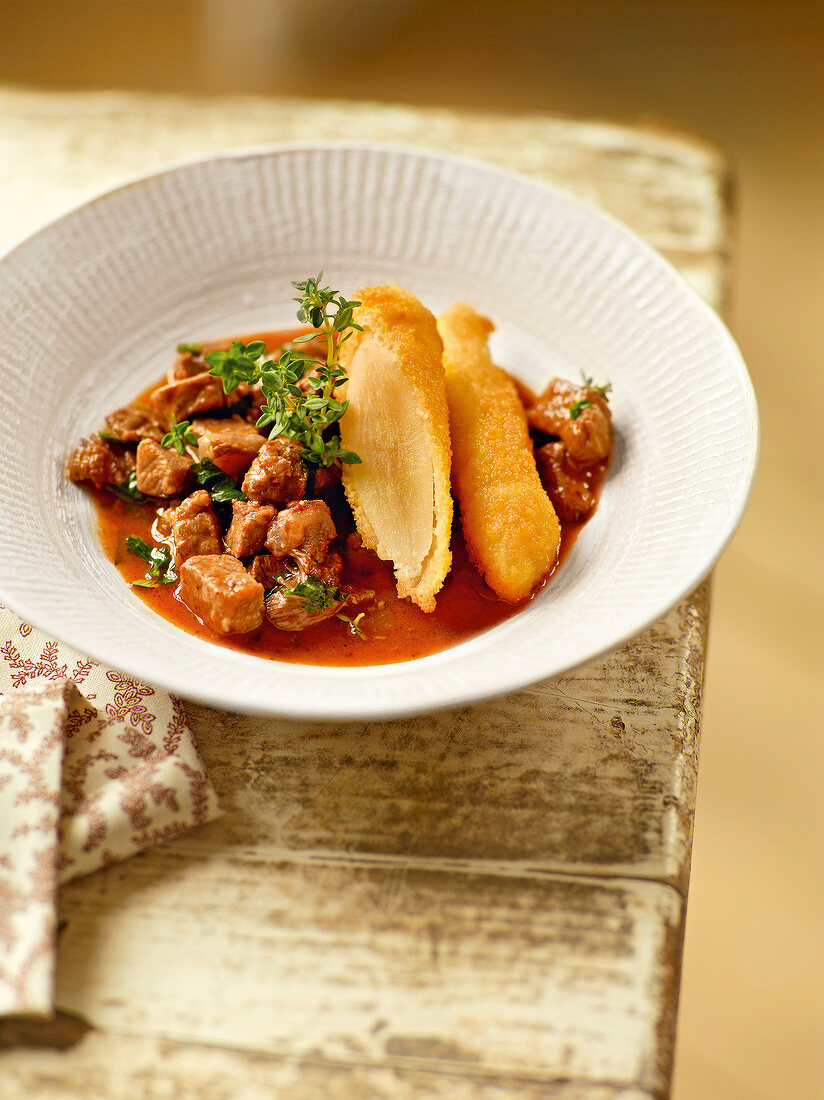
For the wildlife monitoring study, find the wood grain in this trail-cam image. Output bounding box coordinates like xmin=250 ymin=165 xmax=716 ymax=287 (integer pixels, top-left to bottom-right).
xmin=0 ymin=89 xmax=726 ymax=1099
xmin=48 ymin=853 xmax=679 ymax=1087
xmin=1 ymin=1031 xmax=663 ymax=1100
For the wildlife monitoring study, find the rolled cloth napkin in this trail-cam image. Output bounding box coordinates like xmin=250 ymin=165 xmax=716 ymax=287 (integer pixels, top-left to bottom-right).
xmin=0 ymin=603 xmax=221 ymax=1016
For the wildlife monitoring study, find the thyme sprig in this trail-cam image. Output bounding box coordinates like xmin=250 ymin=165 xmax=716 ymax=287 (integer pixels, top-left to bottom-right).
xmin=206 ymin=341 xmax=267 ymax=394
xmin=205 ymin=274 xmax=362 ymax=468
xmin=161 ymin=416 xmax=198 ymax=456
xmin=582 ymin=374 xmax=612 ymax=401
xmin=571 ymin=375 xmax=613 ymax=419
xmin=290 ymin=273 xmax=362 ymax=364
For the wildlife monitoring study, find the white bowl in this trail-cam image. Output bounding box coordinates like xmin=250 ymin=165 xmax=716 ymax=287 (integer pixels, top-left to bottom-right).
xmin=0 ymin=144 xmax=758 ymax=719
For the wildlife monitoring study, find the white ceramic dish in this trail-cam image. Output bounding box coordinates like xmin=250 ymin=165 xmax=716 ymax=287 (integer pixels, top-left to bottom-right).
xmin=0 ymin=144 xmax=758 ymax=719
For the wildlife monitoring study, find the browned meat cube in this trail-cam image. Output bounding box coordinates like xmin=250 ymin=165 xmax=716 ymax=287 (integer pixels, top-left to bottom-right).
xmin=153 ymin=506 xmax=174 ymax=537
xmin=225 ymin=501 xmax=275 ymax=558
xmin=192 ymin=416 xmax=266 ymax=478
xmin=313 ymin=459 xmax=342 ymax=499
xmin=169 ymin=347 xmax=255 ymax=401
xmin=249 ymin=549 xmax=342 ymax=592
xmin=248 ymin=553 xmax=287 ymax=589
xmin=170 ymin=489 xmax=222 ymax=567
xmin=135 ymin=439 xmax=194 ymax=498
xmin=535 ymin=441 xmax=595 ymax=524
xmin=149 ymin=371 xmax=228 ymax=430
xmin=264 ymin=574 xmax=345 ymax=632
xmin=65 ymin=435 xmax=135 ymax=490
xmin=527 ymin=378 xmax=613 ymax=467
xmin=179 ymin=554 xmax=264 ymax=634
xmin=265 ymin=499 xmax=336 ymax=572
xmin=104 ymin=404 xmax=163 ymax=443
xmin=242 ymin=436 xmax=306 ymax=505
xmin=168 ymin=349 xmax=208 ymax=383
xmin=312 ymin=551 xmax=344 ymax=589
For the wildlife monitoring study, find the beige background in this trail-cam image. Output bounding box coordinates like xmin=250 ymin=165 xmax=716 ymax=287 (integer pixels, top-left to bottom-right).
xmin=1 ymin=2 xmax=821 ymax=1097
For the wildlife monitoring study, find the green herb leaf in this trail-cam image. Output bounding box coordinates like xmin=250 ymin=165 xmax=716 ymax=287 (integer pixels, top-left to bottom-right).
xmin=110 ymin=470 xmax=146 ymax=502
xmin=291 ymin=331 xmax=328 ymax=345
xmin=569 ymin=399 xmax=592 ymax=420
xmin=126 ymin=535 xmax=176 ymax=584
xmin=177 ymin=342 xmax=203 ymax=355
xmin=582 ymin=374 xmax=612 ymax=401
xmin=99 ymin=431 xmax=124 ymax=443
xmin=249 ymin=275 xmax=363 ymax=467
xmin=206 ymin=340 xmax=267 ymax=394
xmin=205 ymin=277 xmax=362 ymax=468
xmin=161 ymin=416 xmax=198 ymax=456
xmin=288 ymin=575 xmax=342 ymax=615
xmin=290 ymin=274 xmax=362 ymax=357
xmin=191 ymin=458 xmax=248 ymax=503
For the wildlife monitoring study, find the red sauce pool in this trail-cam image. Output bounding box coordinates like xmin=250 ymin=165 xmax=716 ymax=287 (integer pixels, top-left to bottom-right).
xmin=91 ymin=328 xmax=603 ymax=667
xmin=94 ymin=491 xmax=589 ymax=667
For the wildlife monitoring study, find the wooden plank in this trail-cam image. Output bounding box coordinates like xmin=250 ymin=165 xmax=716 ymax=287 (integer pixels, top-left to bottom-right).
xmin=20 ymin=848 xmax=680 ymax=1097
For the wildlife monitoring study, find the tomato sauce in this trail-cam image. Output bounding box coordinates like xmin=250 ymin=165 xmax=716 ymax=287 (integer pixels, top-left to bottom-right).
xmin=95 ymin=481 xmax=595 ymax=667
xmin=90 ymin=329 xmax=604 ymax=667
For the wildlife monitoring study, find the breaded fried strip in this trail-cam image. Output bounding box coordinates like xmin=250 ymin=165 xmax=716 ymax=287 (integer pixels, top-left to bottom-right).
xmin=438 ymin=303 xmax=560 ymax=603
xmin=339 ymin=285 xmax=453 ymax=612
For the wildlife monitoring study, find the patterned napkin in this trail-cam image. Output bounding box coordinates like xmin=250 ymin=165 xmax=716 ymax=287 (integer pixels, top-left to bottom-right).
xmin=0 ymin=603 xmax=221 ymax=1017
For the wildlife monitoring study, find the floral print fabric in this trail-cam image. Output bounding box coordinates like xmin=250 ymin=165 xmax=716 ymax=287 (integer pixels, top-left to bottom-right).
xmin=0 ymin=604 xmax=220 ymax=1015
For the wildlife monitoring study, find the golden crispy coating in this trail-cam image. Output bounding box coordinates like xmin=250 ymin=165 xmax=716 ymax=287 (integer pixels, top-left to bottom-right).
xmin=339 ymin=285 xmax=453 ymax=612
xmin=437 ymin=303 xmax=560 ymax=603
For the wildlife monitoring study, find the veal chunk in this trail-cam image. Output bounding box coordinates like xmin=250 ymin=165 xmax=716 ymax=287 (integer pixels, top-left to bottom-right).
xmin=135 ymin=439 xmax=194 ymax=498
xmin=264 ymin=573 xmax=345 ymax=632
xmin=242 ymin=436 xmax=306 ymax=506
xmin=251 ymin=549 xmax=343 ymax=591
xmin=149 ymin=371 xmax=228 ymax=430
xmin=248 ymin=553 xmax=286 ymax=589
xmin=265 ymin=499 xmax=336 ymax=573
xmin=65 ymin=436 xmax=134 ymax=490
xmin=193 ymin=417 xmax=265 ymax=478
xmin=535 ymin=441 xmax=595 ymax=524
xmin=527 ymin=378 xmax=612 ymax=467
xmin=313 ymin=459 xmax=342 ymax=499
xmin=167 ymin=349 xmax=209 ymax=383
xmin=225 ymin=501 xmax=275 ymax=558
xmin=170 ymin=490 xmax=222 ymax=567
xmin=310 ymin=551 xmax=344 ymax=589
xmin=179 ymin=555 xmax=264 ymax=634
xmin=104 ymin=404 xmax=163 ymax=443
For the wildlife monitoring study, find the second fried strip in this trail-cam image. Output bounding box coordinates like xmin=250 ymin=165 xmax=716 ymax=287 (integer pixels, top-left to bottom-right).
xmin=437 ymin=303 xmax=560 ymax=603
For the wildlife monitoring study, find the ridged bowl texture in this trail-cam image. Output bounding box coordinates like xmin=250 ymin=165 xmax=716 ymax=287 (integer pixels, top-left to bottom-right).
xmin=0 ymin=145 xmax=758 ymax=718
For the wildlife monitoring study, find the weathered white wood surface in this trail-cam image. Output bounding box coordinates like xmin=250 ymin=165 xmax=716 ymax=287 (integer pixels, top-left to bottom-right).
xmin=0 ymin=90 xmax=727 ymax=1100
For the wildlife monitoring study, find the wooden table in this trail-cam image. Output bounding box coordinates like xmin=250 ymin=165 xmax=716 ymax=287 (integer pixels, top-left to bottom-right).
xmin=0 ymin=90 xmax=728 ymax=1099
